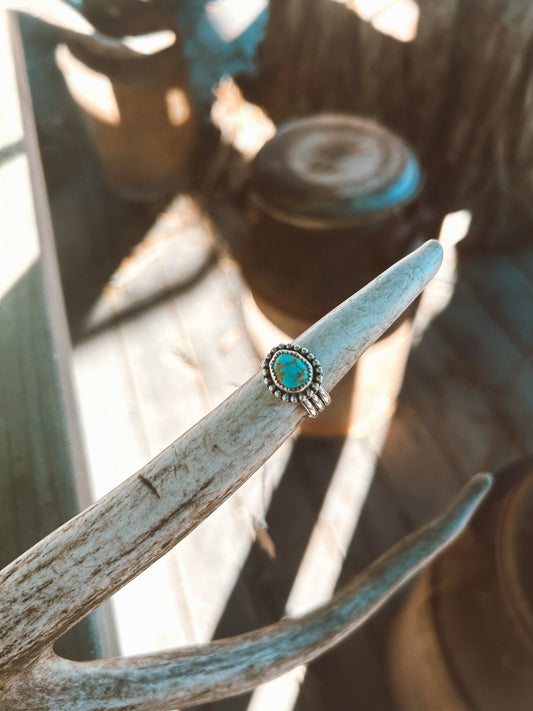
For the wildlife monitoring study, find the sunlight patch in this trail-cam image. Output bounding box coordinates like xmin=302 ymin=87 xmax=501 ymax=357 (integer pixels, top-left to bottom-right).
xmin=211 ymin=76 xmax=275 ymax=159
xmin=207 ymin=0 xmax=268 ymax=42
xmin=332 ymin=0 xmax=420 ymax=42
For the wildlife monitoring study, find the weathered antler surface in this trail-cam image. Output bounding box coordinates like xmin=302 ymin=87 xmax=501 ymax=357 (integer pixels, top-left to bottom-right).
xmin=0 ymin=241 xmax=493 ymax=709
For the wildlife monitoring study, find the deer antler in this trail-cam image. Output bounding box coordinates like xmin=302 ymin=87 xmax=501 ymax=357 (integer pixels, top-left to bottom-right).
xmin=3 ymin=472 xmax=491 ymax=711
xmin=0 ymin=240 xmax=492 ymax=710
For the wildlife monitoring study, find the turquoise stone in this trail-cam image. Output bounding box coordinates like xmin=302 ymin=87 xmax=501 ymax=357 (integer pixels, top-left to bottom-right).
xmin=270 ymin=351 xmax=313 ymax=393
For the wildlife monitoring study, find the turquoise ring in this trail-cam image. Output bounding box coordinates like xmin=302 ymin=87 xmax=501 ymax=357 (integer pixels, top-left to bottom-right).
xmin=262 ymin=343 xmax=331 ymax=418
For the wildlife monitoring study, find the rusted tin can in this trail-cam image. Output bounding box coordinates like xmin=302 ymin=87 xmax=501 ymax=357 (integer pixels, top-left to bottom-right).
xmin=56 ymin=29 xmax=197 ymax=200
xmin=389 ymin=457 xmax=533 ymax=711
xmin=240 ymin=114 xmax=425 ymax=435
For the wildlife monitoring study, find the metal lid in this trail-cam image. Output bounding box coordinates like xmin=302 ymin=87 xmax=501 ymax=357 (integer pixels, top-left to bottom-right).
xmin=249 ymin=114 xmax=421 ymax=228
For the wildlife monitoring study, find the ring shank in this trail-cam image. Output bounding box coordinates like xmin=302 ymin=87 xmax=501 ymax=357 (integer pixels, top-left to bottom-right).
xmin=301 ymin=386 xmax=331 ymax=418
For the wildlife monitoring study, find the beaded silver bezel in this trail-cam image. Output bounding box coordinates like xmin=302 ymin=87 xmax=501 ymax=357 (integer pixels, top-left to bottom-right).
xmin=261 ymin=343 xmax=324 ymax=404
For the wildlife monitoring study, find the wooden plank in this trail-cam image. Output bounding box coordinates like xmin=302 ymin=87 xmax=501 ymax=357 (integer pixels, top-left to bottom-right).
xmin=234 ymin=389 xmax=448 ymax=711
xmin=111 ymin=269 xmax=210 ymax=652
xmin=73 ymin=271 xmax=207 ymax=654
xmin=118 ymin=298 xmax=208 ymax=456
xmin=74 ymin=320 xmax=200 ymax=655
xmin=376 ymin=410 xmax=462 ymax=523
xmin=71 ymin=327 xmax=152 ymax=500
xmin=294 ymin=466 xmax=412 ymax=711
xmin=0 ymin=10 xmax=105 ymax=660
xmin=174 ymin=257 xmax=258 ymax=409
xmin=433 ymin=277 xmax=533 ymax=448
xmin=405 ymin=328 xmax=522 ymax=475
xmin=460 ymin=251 xmax=533 ymax=355
xmin=82 ymin=197 xmax=218 ymax=338
xmin=295 ymin=388 xmax=487 ymax=711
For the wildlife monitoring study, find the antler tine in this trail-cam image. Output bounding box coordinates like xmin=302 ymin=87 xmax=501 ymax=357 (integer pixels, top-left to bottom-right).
xmin=0 ymin=240 xmax=442 ymax=676
xmin=3 ymin=473 xmax=492 ymax=710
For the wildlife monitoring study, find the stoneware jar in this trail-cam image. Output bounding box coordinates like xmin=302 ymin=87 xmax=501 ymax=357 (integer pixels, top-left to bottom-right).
xmin=56 ymin=26 xmax=197 ymax=200
xmin=242 ymin=113 xmax=423 ymax=327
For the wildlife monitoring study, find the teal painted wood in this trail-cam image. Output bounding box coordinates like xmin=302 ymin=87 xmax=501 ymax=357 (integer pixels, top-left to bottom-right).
xmin=174 ymin=0 xmax=268 ymax=108
xmin=0 ymin=11 xmax=103 ymax=661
